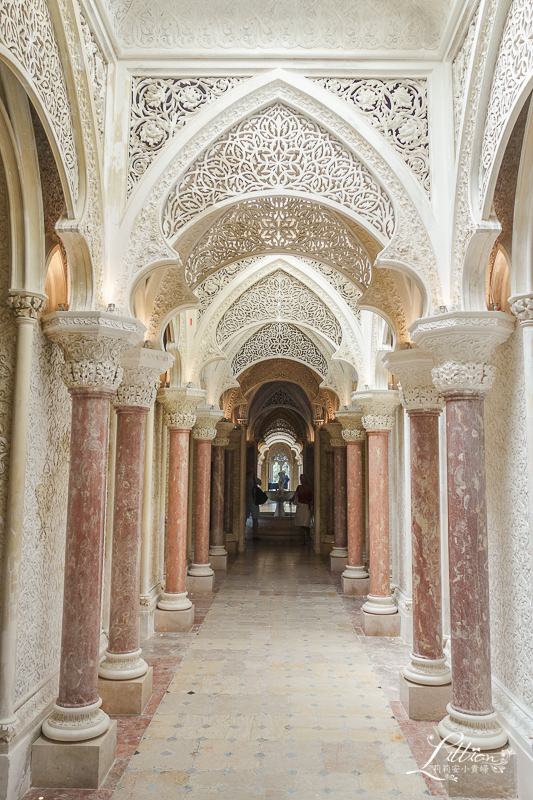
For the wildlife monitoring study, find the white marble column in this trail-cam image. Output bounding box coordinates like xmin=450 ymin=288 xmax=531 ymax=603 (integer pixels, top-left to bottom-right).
xmin=411 ymin=311 xmax=514 ymax=750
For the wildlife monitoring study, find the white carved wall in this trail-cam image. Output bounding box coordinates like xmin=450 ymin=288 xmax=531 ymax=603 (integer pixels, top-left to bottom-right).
xmin=231 ymin=322 xmax=329 ymax=378
xmin=15 ymin=328 xmax=70 ymax=719
xmin=485 ymin=328 xmax=533 ymax=734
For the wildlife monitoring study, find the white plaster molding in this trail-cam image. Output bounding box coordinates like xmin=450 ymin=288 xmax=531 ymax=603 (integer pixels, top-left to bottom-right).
xmin=409 ymin=311 xmax=515 ymax=395
xmin=157 ymin=386 xmax=205 ymax=428
xmin=192 ymin=409 xmax=223 ymax=440
xmin=115 ymin=345 xmax=174 ymax=408
xmin=335 ymin=409 xmax=365 ymax=442
xmin=510 ymin=292 xmax=533 ymax=324
xmin=231 ymin=322 xmax=329 ymax=378
xmin=355 ymin=389 xmax=400 ymax=431
xmin=6 ymin=292 xmax=47 ymax=321
xmin=383 ymin=349 xmax=444 ymax=412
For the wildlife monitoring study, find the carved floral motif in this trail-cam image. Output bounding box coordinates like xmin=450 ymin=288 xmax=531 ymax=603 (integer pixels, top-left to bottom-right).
xmin=78 ymin=5 xmax=107 ymax=142
xmin=231 ymin=322 xmax=329 ymax=377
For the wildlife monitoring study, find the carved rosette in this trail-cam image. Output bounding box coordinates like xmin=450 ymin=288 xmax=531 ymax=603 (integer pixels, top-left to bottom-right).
xmin=43 ymin=312 xmax=145 ymax=392
xmin=212 ymin=420 xmax=234 ymax=447
xmin=382 ymin=350 xmax=444 ymax=413
xmin=510 ymin=293 xmax=533 ymax=324
xmin=409 ymin=312 xmax=515 ymax=397
xmin=355 ymin=390 xmax=400 ymax=432
xmin=7 ymin=291 xmax=47 ymax=320
xmin=192 ymin=411 xmax=222 ymax=441
xmin=115 ymin=345 xmax=174 ymax=409
xmin=325 ymin=421 xmax=345 ymax=448
xmin=157 ymin=387 xmax=206 ymax=429
xmin=335 ymin=410 xmax=365 ymax=442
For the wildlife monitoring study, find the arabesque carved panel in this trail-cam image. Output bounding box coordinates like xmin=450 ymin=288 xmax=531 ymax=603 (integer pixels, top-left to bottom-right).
xmin=162 ymin=104 xmax=395 ymax=241
xmin=231 ymin=322 xmax=328 ymax=377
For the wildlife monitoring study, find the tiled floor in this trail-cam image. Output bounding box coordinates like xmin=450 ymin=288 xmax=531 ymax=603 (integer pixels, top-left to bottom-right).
xmin=26 ymin=539 xmax=477 ymax=800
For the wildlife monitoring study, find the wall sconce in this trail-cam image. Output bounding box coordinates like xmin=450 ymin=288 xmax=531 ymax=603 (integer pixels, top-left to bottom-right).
xmin=490 ymin=302 xmax=499 ymax=311
xmin=107 ymin=303 xmax=115 ymax=313
xmin=439 ymin=305 xmax=448 ymax=314
xmin=58 ymin=303 xmax=67 ymax=311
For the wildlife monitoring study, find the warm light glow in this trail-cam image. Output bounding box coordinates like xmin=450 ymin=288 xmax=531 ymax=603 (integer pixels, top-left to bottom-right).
xmin=44 ymin=247 xmax=70 ymax=313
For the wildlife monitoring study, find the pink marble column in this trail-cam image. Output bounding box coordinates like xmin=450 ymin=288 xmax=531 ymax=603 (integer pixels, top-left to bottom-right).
xmin=224 ymin=447 xmax=235 ymax=540
xmin=99 ymin=406 xmax=149 ymax=679
xmin=332 ymin=445 xmax=347 ymax=554
xmin=210 ymin=444 xmax=226 ymax=554
xmin=411 ymin=311 xmax=514 ymax=749
xmin=42 ymin=311 xmax=144 ymax=742
xmin=345 ymin=439 xmax=367 ymax=578
xmin=325 ymin=447 xmax=335 ymax=540
xmin=191 ymin=438 xmax=214 ymax=575
xmin=357 ymin=390 xmax=399 ymax=616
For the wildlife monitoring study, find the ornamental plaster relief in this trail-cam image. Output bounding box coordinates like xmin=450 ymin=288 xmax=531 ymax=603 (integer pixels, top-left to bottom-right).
xmin=146 ymin=268 xmax=198 ymax=341
xmin=452 ymin=4 xmax=480 ymax=146
xmin=120 ymin=79 xmax=438 ymax=312
xmin=481 ymin=0 xmax=533 ymax=204
xmin=313 ymin=78 xmax=429 ymax=194
xmin=129 ymin=77 xmax=245 ymax=196
xmin=162 ymin=104 xmax=395 ymax=243
xmin=15 ymin=328 xmax=70 ymax=709
xmin=184 ymin=196 xmax=373 ymax=288
xmin=231 ymin=322 xmax=329 ymax=378
xmin=358 ymin=267 xmax=410 ymax=343
xmin=484 ymin=328 xmax=533 ymax=725
xmin=103 ymin=0 xmax=448 ymax=52
xmin=78 ymin=4 xmax=107 ymax=143
xmin=0 ymin=0 xmax=79 ymax=202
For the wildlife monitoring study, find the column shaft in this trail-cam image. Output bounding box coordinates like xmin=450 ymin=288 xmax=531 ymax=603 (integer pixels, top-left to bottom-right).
xmin=326 ymin=448 xmax=334 ymax=539
xmin=191 ymin=438 xmax=214 ymax=573
xmin=333 ymin=446 xmax=347 ymax=550
xmin=100 ymin=407 xmax=148 ymax=679
xmin=224 ymin=448 xmax=235 ymax=538
xmin=313 ymin=429 xmax=321 ymax=555
xmin=346 ymin=440 xmax=365 ymax=569
xmin=210 ymin=445 xmax=226 ymax=552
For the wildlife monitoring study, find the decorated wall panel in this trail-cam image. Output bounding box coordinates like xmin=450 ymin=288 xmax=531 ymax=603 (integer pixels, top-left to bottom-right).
xmin=231 ymin=322 xmax=329 ymax=377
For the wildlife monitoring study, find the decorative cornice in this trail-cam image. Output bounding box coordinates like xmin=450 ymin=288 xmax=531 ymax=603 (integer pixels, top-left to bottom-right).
xmin=354 ymin=389 xmax=400 ymax=431
xmin=115 ymin=345 xmax=174 ymax=408
xmin=7 ymin=291 xmax=47 ymax=320
xmin=409 ymin=312 xmax=515 ymax=396
xmin=335 ymin=409 xmax=365 ymax=442
xmin=383 ymin=349 xmax=444 ymax=413
xmin=192 ymin=410 xmax=222 ymax=441
xmin=43 ymin=311 xmax=145 ymax=391
xmin=509 ymin=293 xmax=533 ymax=324
xmin=157 ymin=386 xmax=205 ymax=429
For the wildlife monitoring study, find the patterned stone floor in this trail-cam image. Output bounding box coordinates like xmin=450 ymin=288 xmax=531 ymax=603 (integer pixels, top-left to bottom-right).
xmin=111 ymin=545 xmax=432 ymax=800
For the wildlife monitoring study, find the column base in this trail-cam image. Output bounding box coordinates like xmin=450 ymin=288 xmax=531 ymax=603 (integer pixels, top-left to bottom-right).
xmin=42 ymin=699 xmax=110 ymax=743
xmin=402 ymin=654 xmax=452 ymax=686
xmin=98 ymin=648 xmax=148 ymax=680
xmin=209 ymin=551 xmax=228 ymax=570
xmin=32 ymin=720 xmax=117 ymax=790
xmin=399 ymin=673 xmax=452 ymax=720
xmin=321 ymin=537 xmax=334 ymax=556
xmin=330 ymin=548 xmax=348 ymax=572
xmin=225 ymin=538 xmax=237 ymax=554
xmin=187 ymin=573 xmax=215 ymax=593
xmin=437 ymin=704 xmax=509 ymax=751
xmin=431 ymin=728 xmax=516 ymax=797
xmin=362 ymin=594 xmax=397 ymax=615
xmin=363 ymin=609 xmax=400 ymax=637
xmin=157 ymin=591 xmax=192 ymax=611
xmin=342 ymin=576 xmax=370 ymax=596
xmin=154 ymin=605 xmax=195 ymax=632
xmin=188 ymin=562 xmax=214 ymax=577
xmin=98 ymin=667 xmax=153 ymax=715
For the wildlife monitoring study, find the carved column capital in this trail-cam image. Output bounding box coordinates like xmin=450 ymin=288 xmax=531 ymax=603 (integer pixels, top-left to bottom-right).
xmin=192 ymin=410 xmax=223 ymax=441
xmin=115 ymin=345 xmax=174 ymax=409
xmin=157 ymin=387 xmax=206 ymax=429
xmin=324 ymin=421 xmax=346 ymax=448
xmin=43 ymin=311 xmax=145 ymax=392
xmin=383 ymin=350 xmax=444 ymax=413
xmin=509 ymin=293 xmax=533 ymax=325
xmin=7 ymin=291 xmax=47 ymax=320
xmin=335 ymin=410 xmax=365 ymax=442
xmin=354 ymin=389 xmax=400 ymax=432
xmin=212 ymin=420 xmax=234 ymax=447
xmin=409 ymin=311 xmax=515 ymax=396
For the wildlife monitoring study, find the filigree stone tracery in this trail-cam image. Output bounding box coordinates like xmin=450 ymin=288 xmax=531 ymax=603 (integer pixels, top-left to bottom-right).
xmin=481 ymin=0 xmax=533 ymax=201
xmin=78 ymin=5 xmax=107 ymax=143
xmin=262 ymin=389 xmax=299 ymax=411
xmin=162 ymin=104 xmax=395 ymax=241
xmin=314 ymin=78 xmax=429 ymax=194
xmin=452 ymin=5 xmax=480 ymax=146
xmin=216 ymin=270 xmax=342 ymax=347
xmin=184 ymin=197 xmax=372 ymax=288
xmin=231 ymin=322 xmax=329 ymax=378
xmin=0 ymin=0 xmax=79 ymax=201
xmin=128 ymin=77 xmax=244 ymax=195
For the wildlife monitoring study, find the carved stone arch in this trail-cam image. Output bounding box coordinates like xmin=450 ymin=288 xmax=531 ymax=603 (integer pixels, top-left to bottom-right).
xmin=511 ymin=99 xmax=533 ymax=296
xmin=119 ymin=72 xmax=439 ymax=313
xmin=0 ymin=92 xmax=25 ymax=292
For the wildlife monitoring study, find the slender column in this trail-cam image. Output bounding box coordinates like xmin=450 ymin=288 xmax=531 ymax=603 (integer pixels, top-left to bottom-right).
xmin=384 ymin=351 xmax=451 ymax=686
xmin=412 ymin=311 xmax=514 ymax=750
xmin=325 ymin=446 xmax=335 ymax=541
xmin=356 ymin=390 xmax=400 ymax=616
xmin=189 ymin=412 xmax=221 ymax=577
xmin=42 ymin=310 xmax=144 ymax=741
xmin=157 ymin=388 xmax=205 ymax=610
xmin=313 ymin=422 xmax=322 ymax=555
xmin=99 ymin=347 xmax=171 ymax=680
xmin=0 ymin=293 xmax=46 ymax=740
xmin=326 ymin=422 xmax=347 ymax=561
xmin=224 ymin=443 xmax=237 ymax=553
xmin=337 ymin=411 xmax=368 ymax=582
xmin=140 ymin=405 xmax=154 ymax=599
xmin=238 ymin=423 xmax=247 ymax=553
xmin=209 ymin=422 xmax=234 ymax=559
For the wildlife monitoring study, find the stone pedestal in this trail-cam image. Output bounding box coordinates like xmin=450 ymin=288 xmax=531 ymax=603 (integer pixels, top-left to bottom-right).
xmin=363 ymin=610 xmax=401 ymax=637
xmin=32 ymin=721 xmax=117 ymax=790
xmin=209 ymin=552 xmax=228 ymax=570
xmin=342 ymin=575 xmax=369 ymax=596
xmin=154 ymin=605 xmax=195 ymax=632
xmin=411 ymin=311 xmax=514 ymax=750
xmin=189 ymin=413 xmax=220 ymax=584
xmin=330 ymin=551 xmax=347 ymax=571
xmin=187 ymin=573 xmax=216 ymax=593
xmin=430 ymin=729 xmax=517 ymax=798
xmin=98 ymin=668 xmax=153 ymax=716
xmin=225 ymin=539 xmax=237 ymax=555
xmin=399 ymin=673 xmax=452 ymax=720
